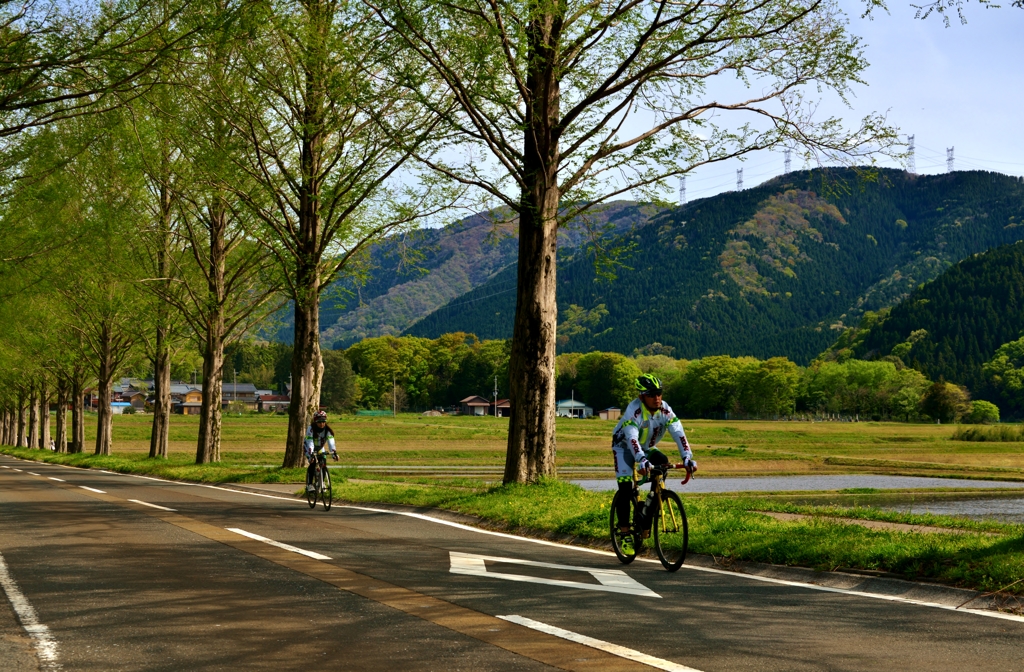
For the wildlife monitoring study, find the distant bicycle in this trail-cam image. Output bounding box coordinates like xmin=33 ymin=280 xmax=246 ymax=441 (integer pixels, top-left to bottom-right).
xmin=306 ymin=448 xmax=333 ymax=511
xmin=610 ymin=460 xmax=692 ymax=571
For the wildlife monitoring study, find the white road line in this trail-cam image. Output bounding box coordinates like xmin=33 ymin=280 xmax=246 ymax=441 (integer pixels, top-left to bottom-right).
xmin=225 ymin=528 xmax=332 ymax=561
xmin=12 ymin=461 xmax=1022 ymax=624
xmin=0 ymin=551 xmax=60 ymax=670
xmin=499 ymin=615 xmax=700 ymax=672
xmin=1 ymin=465 xmax=9 ymax=468
xmin=48 ymin=477 xmax=65 ymax=482
xmin=27 ymin=472 xmax=40 ymax=476
xmin=128 ymin=499 xmax=177 ymax=512
xmin=12 ymin=468 xmax=22 ymax=472
xmin=79 ymin=486 xmax=105 ymax=494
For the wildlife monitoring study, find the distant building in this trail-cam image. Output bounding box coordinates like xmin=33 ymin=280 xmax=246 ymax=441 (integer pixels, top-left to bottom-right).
xmin=110 ymin=402 xmax=133 ymax=415
xmin=175 ymin=388 xmax=204 ymax=415
xmin=119 ymin=388 xmax=147 ymax=410
xmin=223 ymin=383 xmax=258 ymax=410
xmin=258 ymin=395 xmax=290 ymax=413
xmin=491 ymin=398 xmax=511 ymax=418
xmin=556 ymin=399 xmax=593 ymax=418
xmin=598 ymin=407 xmax=621 ymax=421
xmin=459 ymin=395 xmax=491 ymax=416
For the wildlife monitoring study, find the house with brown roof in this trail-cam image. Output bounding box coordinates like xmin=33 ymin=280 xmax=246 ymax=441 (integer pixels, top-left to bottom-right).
xmin=459 ymin=395 xmax=491 ymax=416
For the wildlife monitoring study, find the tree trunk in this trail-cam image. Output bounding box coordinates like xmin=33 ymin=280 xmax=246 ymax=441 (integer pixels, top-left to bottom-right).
xmin=28 ymin=384 xmax=39 ymax=449
xmin=503 ymin=13 xmax=562 ymax=484
xmin=196 ymin=327 xmax=224 ymax=464
xmin=281 ymin=72 xmax=325 ymax=469
xmin=95 ymin=325 xmax=115 ymax=455
xmin=40 ymin=379 xmax=50 ymax=450
xmin=282 ymin=292 xmax=322 ymax=468
xmin=149 ymin=327 xmax=172 ymax=458
xmin=17 ymin=391 xmax=27 ymax=447
xmin=1 ymin=408 xmax=9 ymax=444
xmin=149 ymin=173 xmax=174 ymax=459
xmin=71 ymin=377 xmax=85 ymax=454
xmin=55 ymin=384 xmax=68 ymax=453
xmin=195 ymin=201 xmax=228 ymax=465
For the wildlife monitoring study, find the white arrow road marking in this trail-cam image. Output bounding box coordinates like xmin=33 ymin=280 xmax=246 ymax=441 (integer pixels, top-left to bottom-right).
xmin=226 ymin=528 xmax=332 ymax=561
xmin=449 ymin=551 xmax=660 ymax=598
xmin=499 ymin=615 xmax=701 ymax=672
xmin=0 ymin=551 xmax=60 ymax=670
xmin=128 ymin=499 xmax=176 ymax=512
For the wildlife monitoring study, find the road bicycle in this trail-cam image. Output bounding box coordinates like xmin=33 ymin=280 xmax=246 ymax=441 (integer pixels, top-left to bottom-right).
xmin=306 ymin=449 xmax=333 ymax=511
xmin=610 ymin=458 xmax=692 ymax=571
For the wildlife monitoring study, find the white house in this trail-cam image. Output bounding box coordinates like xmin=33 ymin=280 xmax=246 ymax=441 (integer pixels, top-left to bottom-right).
xmin=556 ymin=399 xmax=593 ymax=418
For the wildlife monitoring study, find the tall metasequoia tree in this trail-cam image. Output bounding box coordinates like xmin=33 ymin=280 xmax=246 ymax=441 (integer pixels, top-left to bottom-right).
xmin=225 ymin=0 xmax=446 ymax=468
xmin=375 ymin=0 xmax=898 ymax=482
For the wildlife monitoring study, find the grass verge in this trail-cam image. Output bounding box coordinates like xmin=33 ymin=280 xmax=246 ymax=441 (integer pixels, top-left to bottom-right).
xmin=5 ymin=445 xmax=1022 ymax=597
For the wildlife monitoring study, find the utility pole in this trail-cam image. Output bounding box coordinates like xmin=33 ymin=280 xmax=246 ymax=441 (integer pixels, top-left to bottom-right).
xmin=736 ymin=168 xmax=743 ymax=191
xmin=233 ymin=369 xmax=237 ymax=414
xmin=947 ymin=147 xmax=955 ymax=173
xmin=493 ymin=375 xmax=498 ymax=417
xmin=678 ymin=175 xmax=686 ymax=205
xmin=784 ymin=149 xmax=791 ymax=174
xmin=907 ymin=135 xmax=916 ymax=175
xmin=392 ymin=372 xmax=396 ymax=418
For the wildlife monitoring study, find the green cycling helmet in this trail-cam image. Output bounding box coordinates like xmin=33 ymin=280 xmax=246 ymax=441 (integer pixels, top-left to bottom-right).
xmin=634 ymin=373 xmax=663 ymax=396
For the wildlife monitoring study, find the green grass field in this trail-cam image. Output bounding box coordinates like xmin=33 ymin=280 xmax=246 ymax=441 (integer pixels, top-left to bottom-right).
xmin=46 ymin=411 xmax=1024 ymax=480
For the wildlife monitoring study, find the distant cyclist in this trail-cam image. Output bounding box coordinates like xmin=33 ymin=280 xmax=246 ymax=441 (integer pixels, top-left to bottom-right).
xmin=305 ymin=410 xmax=339 ymax=492
xmin=611 ymin=374 xmax=697 ymax=539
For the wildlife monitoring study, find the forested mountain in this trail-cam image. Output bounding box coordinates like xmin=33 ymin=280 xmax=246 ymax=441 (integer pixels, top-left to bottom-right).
xmin=838 ymin=241 xmax=1024 ymax=396
xmin=308 ymin=202 xmax=661 ymax=348
xmin=406 ymin=169 xmax=1024 ymax=364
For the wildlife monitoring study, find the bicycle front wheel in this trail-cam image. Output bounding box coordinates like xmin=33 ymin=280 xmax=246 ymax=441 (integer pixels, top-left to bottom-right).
xmin=321 ymin=468 xmax=332 ymax=511
xmin=609 ymin=489 xmax=638 ymax=564
xmin=653 ymin=490 xmax=688 ymax=571
xmin=306 ymin=467 xmax=318 ymax=509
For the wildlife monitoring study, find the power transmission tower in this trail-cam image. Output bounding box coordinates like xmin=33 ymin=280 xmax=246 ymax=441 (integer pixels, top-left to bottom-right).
xmin=678 ymin=175 xmax=686 ymax=205
xmin=947 ymin=147 xmax=954 ymax=173
xmin=736 ymin=168 xmax=743 ymax=191
xmin=907 ymin=135 xmax=916 ymax=175
xmin=784 ymin=149 xmax=791 ymax=174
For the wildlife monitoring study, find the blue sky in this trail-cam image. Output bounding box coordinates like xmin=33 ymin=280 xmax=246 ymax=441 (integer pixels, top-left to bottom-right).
xmin=681 ymin=1 xmax=1024 ymax=201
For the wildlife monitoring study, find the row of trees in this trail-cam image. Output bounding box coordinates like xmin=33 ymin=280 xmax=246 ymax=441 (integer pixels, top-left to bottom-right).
xmin=1 ymin=0 xmax=907 ymax=481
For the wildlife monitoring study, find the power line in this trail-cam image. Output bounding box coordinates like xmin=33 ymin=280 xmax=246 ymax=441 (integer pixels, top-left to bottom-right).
xmin=783 ymin=149 xmax=791 ymax=174
xmin=736 ymin=168 xmax=743 ymax=191
xmin=947 ymin=147 xmax=955 ymax=173
xmin=678 ymin=175 xmax=686 ymax=205
xmin=907 ymin=135 xmax=916 ymax=175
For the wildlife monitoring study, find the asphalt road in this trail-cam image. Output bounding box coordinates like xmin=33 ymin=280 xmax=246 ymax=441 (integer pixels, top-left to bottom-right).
xmin=2 ymin=455 xmax=1022 ymax=672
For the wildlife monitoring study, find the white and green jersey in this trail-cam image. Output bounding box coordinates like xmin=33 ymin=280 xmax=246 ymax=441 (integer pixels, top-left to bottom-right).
xmin=612 ymin=398 xmax=692 ymax=464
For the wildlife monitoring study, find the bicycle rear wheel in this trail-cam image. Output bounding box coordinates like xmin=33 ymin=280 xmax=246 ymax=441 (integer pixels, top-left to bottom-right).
xmin=653 ymin=490 xmax=688 ymax=571
xmin=306 ymin=467 xmax=318 ymax=509
xmin=321 ymin=468 xmax=332 ymax=511
xmin=609 ymin=489 xmax=639 ymax=564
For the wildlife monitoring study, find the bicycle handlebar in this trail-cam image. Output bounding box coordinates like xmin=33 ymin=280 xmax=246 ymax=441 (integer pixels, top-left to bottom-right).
xmin=670 ymin=463 xmax=695 ymax=485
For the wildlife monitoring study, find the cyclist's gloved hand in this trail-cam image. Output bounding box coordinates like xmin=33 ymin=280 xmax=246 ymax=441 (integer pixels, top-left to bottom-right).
xmin=683 ymin=456 xmax=698 ymax=472
xmin=637 ymin=457 xmax=652 ymax=474
xmin=331 ymin=453 xmax=339 ymax=461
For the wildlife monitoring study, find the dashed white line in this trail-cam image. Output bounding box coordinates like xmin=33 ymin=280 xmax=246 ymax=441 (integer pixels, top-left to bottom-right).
xmin=27 ymin=472 xmax=40 ymax=476
xmin=128 ymin=499 xmax=176 ymax=512
xmin=12 ymin=468 xmax=22 ymax=472
xmin=47 ymin=477 xmax=65 ymax=483
xmin=79 ymin=486 xmax=105 ymax=494
xmin=10 ymin=456 xmax=1023 ymax=624
xmin=499 ymin=615 xmax=701 ymax=672
xmin=0 ymin=551 xmax=60 ymax=670
xmin=226 ymin=528 xmax=332 ymax=560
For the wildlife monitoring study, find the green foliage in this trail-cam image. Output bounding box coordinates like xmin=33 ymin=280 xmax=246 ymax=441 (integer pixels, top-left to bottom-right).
xmin=573 ymin=352 xmax=642 ymax=410
xmin=850 ymin=241 xmax=1024 ymax=411
xmin=964 ymin=400 xmax=1000 ymax=425
xmin=920 ymin=382 xmax=971 ymax=424
xmin=952 ymin=424 xmax=1022 ymax=442
xmin=321 ymin=349 xmax=359 ymax=412
xmin=345 ymin=333 xmax=510 ymax=410
xmin=408 ymin=170 xmax=1024 ymax=364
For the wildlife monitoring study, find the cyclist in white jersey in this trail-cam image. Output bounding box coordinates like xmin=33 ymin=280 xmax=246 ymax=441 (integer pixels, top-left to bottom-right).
xmin=611 ymin=374 xmax=697 ymax=538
